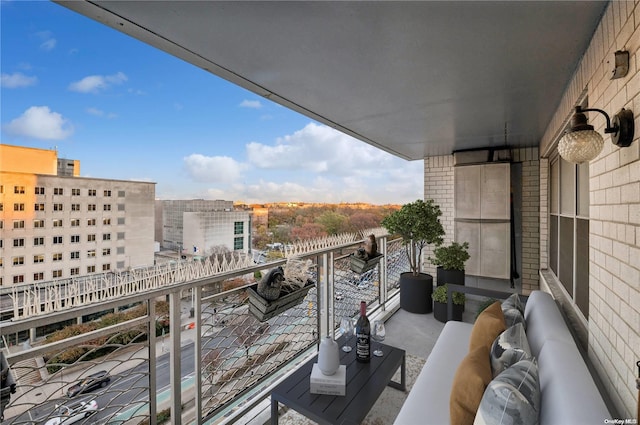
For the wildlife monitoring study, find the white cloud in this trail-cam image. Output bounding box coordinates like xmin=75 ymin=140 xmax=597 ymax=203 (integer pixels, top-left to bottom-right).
xmin=86 ymin=107 xmax=117 ymax=119
xmin=40 ymin=39 xmax=56 ymax=51
xmin=4 ymin=106 xmax=74 ymax=140
xmin=68 ymin=72 xmax=128 ymax=94
xmin=183 ymin=154 xmax=246 ymax=183
xmin=239 ymin=99 xmax=262 ymax=109
xmin=1 ymin=72 xmax=37 ymax=88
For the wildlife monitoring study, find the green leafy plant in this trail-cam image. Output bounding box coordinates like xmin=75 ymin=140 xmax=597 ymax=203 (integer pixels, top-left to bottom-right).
xmin=432 ymin=284 xmax=465 ymax=305
xmin=430 ymin=241 xmax=470 ymax=271
xmin=381 ymin=199 xmax=445 ymax=276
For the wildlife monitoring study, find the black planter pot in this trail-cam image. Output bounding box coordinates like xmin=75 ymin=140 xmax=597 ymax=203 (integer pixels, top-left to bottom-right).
xmin=433 ymin=301 xmax=464 ymax=323
xmin=436 ymin=267 xmax=465 ymax=286
xmin=399 ymin=272 xmax=433 ymax=314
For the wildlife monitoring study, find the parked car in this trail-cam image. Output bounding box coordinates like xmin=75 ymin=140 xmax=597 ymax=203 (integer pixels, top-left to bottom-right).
xmin=44 ymin=400 xmax=98 ymax=425
xmin=67 ymin=371 xmax=110 ymax=397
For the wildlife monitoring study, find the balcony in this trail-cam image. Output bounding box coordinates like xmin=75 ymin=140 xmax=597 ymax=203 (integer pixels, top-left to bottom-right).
xmin=2 ymin=233 xmax=462 ymax=424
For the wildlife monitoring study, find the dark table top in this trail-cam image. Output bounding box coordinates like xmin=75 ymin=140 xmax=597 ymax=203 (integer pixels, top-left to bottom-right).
xmin=271 ymin=339 xmax=406 ymax=425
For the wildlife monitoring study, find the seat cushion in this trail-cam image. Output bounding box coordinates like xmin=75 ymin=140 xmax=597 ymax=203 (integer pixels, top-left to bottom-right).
xmin=469 ymin=301 xmax=506 ymax=351
xmin=450 ymin=345 xmax=492 ymax=425
xmin=523 ymin=291 xmax=574 ymax=357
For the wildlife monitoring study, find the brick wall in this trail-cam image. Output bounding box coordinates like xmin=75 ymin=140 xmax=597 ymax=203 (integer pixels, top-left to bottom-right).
xmin=539 ymin=1 xmax=639 ymax=417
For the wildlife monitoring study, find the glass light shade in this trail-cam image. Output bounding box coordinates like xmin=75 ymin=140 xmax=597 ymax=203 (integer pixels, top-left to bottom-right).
xmin=558 ymin=130 xmax=604 ymax=164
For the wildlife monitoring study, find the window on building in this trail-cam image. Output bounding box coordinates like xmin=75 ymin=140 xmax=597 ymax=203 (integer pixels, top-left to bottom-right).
xmin=72 ymin=188 xmax=80 ymax=196
xmin=117 ymin=247 xmax=125 ymax=255
xmin=234 ymin=237 xmax=244 ymax=250
xmin=118 ymin=190 xmax=125 ymax=197
xmin=71 ymin=235 xmax=80 ymax=243
xmin=87 ymin=218 xmax=96 ymax=226
xmin=102 ymin=264 xmax=111 ymax=271
xmin=117 ymin=217 xmax=125 ymax=225
xmin=549 ymin=155 xmax=590 ymax=318
xmin=13 ymin=220 xmax=25 ymax=229
xmin=35 ymin=187 xmax=45 ymax=195
xmin=71 ymin=251 xmax=80 ymax=260
xmin=53 ymin=219 xmax=63 ymax=227
xmin=71 ymin=219 xmax=80 ymax=227
xmin=71 ymin=204 xmax=80 ymax=211
xmin=88 ymin=204 xmax=96 ymax=211
xmin=104 ymin=190 xmax=112 ymax=197
xmin=54 ymin=188 xmax=64 ymax=195
xmin=53 ymin=253 xmax=63 ymax=262
xmin=117 ymin=232 xmax=125 ymax=240
xmin=116 ymin=261 xmax=125 ymax=269
xmin=33 ymin=255 xmax=44 ymax=264
xmin=14 ymin=203 xmax=25 ymax=211
xmin=53 ymin=236 xmax=63 ymax=244
xmin=34 ymin=272 xmax=44 ymax=281
xmin=0 ymin=203 xmax=3 ymax=212
xmin=35 ymin=203 xmax=45 ymax=211
xmin=87 ymin=234 xmax=96 ymax=242
xmin=14 ymin=186 xmax=25 ymax=194
xmin=71 ymin=267 xmax=80 ymax=276
xmin=103 ymin=218 xmax=111 ymax=225
xmin=0 ymin=220 xmax=3 ymax=229
xmin=34 ymin=237 xmax=44 ymax=246
xmin=102 ymin=248 xmax=111 ymax=256
xmin=103 ymin=233 xmax=111 ymax=241
xmin=34 ymin=219 xmax=45 ymax=228
xmin=53 ymin=203 xmax=63 ymax=211
xmin=13 ymin=256 xmax=25 ymax=265
xmin=13 ymin=238 xmax=25 ymax=247
xmin=13 ymin=275 xmax=24 ymax=284
xmin=87 ymin=249 xmax=96 ymax=258
xmin=88 ymin=189 xmax=96 ymax=196
xmin=87 ymin=265 xmax=96 ymax=273
xmin=103 ymin=204 xmax=111 ymax=211
xmin=52 ymin=270 xmax=62 ymax=278
xmin=234 ymin=221 xmax=244 ymax=235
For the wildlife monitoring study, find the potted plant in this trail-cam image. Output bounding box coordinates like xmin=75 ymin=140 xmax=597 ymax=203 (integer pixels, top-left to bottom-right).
xmin=430 ymin=241 xmax=470 ymax=287
xmin=432 ymin=284 xmax=465 ymax=322
xmin=381 ymin=199 xmax=444 ymax=314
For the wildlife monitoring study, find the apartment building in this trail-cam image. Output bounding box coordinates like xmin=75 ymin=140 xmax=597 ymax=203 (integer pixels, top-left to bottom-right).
xmin=0 ymin=144 xmax=156 ymax=287
xmin=156 ymin=199 xmax=251 ymax=255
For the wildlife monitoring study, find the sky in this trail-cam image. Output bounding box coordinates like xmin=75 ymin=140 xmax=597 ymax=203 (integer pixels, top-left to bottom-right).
xmin=1 ymin=1 xmax=423 ymax=205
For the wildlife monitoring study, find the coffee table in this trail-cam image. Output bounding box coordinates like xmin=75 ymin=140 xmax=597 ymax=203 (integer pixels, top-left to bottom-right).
xmin=270 ymin=339 xmax=406 ymax=425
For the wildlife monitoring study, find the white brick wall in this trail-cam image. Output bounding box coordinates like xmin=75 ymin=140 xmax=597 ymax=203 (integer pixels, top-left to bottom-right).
xmin=541 ymin=0 xmax=640 ymax=417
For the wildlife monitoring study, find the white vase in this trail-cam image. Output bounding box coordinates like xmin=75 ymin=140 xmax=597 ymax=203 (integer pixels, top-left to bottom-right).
xmin=318 ymin=336 xmax=340 ymax=375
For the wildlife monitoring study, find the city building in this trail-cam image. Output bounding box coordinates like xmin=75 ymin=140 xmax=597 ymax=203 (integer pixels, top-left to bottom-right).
xmin=0 ymin=144 xmax=156 ymax=287
xmin=155 ymin=199 xmax=251 ymax=256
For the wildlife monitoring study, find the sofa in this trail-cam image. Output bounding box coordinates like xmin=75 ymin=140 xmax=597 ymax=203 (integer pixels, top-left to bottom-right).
xmin=394 ymin=290 xmax=611 ymax=425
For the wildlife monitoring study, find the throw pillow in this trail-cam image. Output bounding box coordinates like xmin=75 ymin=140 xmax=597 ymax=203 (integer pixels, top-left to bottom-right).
xmin=469 ymin=301 xmax=506 ymax=351
xmin=490 ymin=323 xmax=532 ymax=377
xmin=502 ymin=307 xmax=526 ymax=329
xmin=450 ymin=345 xmax=492 ymax=425
xmin=474 ymin=359 xmax=540 ymax=425
xmin=502 ymin=293 xmax=525 ymax=315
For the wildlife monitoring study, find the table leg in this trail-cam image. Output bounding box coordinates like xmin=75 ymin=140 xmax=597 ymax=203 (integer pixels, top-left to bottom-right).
xmin=387 ymin=354 xmax=406 ymax=391
xmin=271 ymin=398 xmax=279 ymax=425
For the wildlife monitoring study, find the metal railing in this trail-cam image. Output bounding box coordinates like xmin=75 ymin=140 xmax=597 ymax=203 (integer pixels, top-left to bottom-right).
xmin=0 ymin=236 xmax=408 ymax=425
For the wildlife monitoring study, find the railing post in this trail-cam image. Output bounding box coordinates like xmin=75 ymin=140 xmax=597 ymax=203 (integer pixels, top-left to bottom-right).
xmin=194 ymin=285 xmax=202 ymax=424
xmin=169 ymin=292 xmax=182 ymax=425
xmin=379 ymin=236 xmax=388 ymax=311
xmin=148 ymin=299 xmax=158 ymax=425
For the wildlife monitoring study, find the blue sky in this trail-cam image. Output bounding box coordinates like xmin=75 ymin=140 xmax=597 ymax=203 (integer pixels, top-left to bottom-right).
xmin=1 ymin=1 xmax=423 ymax=204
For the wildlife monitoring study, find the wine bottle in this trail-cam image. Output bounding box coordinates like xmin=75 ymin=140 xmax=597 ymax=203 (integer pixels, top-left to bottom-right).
xmin=355 ymin=301 xmax=371 ymax=363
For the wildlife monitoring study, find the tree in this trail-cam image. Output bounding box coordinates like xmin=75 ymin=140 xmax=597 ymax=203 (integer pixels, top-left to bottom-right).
xmin=315 ymin=211 xmax=348 ymax=235
xmin=291 ymin=223 xmax=327 ymax=241
xmin=347 ymin=212 xmax=381 ymax=232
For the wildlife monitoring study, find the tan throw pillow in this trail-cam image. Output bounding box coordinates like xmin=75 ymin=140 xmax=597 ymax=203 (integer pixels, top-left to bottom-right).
xmin=450 ymin=345 xmax=492 ymax=425
xmin=469 ymin=301 xmax=506 ymax=351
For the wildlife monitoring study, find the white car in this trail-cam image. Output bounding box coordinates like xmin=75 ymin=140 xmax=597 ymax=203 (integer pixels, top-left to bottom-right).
xmin=44 ymin=400 xmax=98 ymax=425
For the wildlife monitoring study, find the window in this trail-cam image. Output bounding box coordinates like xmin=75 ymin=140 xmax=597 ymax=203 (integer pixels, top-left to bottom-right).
xmin=53 ymin=253 xmax=63 ymax=262
xmin=35 ymin=203 xmax=45 ymax=211
xmin=117 ymin=247 xmax=125 ymax=255
xmin=102 ymin=264 xmax=111 ymax=271
xmin=87 ymin=218 xmax=96 ymax=226
xmin=71 ymin=251 xmax=80 ymax=260
xmin=234 ymin=236 xmax=244 ymax=250
xmin=13 ymin=220 xmax=25 ymax=229
xmin=13 ymin=238 xmax=25 ymax=247
xmin=103 ymin=204 xmax=111 ymax=211
xmin=14 ymin=186 xmax=25 ymax=194
xmin=13 ymin=256 xmax=25 ymax=265
xmin=87 ymin=249 xmax=96 ymax=258
xmin=71 ymin=235 xmax=80 ymax=243
xmin=53 ymin=219 xmax=63 ymax=227
xmin=118 ymin=190 xmax=125 ymax=197
xmin=70 ymin=267 xmax=80 ymax=276
xmin=87 ymin=234 xmax=96 ymax=242
xmin=0 ymin=203 xmax=3 ymax=211
xmin=35 ymin=187 xmax=45 ymax=195
xmin=0 ymin=220 xmax=3 ymax=229
xmin=53 ymin=203 xmax=63 ymax=211
xmin=88 ymin=204 xmax=96 ymax=211
xmin=102 ymin=248 xmax=111 ymax=256
xmin=33 ymin=255 xmax=44 ymax=264
xmin=34 ymin=219 xmax=45 ymax=228
xmin=34 ymin=272 xmax=44 ymax=281
xmin=234 ymin=221 xmax=244 ymax=235
xmin=34 ymin=237 xmax=44 ymax=246
xmin=71 ymin=219 xmax=80 ymax=227
xmin=117 ymin=232 xmax=125 ymax=240
xmin=71 ymin=204 xmax=81 ymax=211
xmin=103 ymin=233 xmax=111 ymax=241
xmin=117 ymin=217 xmax=125 ymax=225
xmin=87 ymin=265 xmax=96 ymax=273
xmin=14 ymin=203 xmax=25 ymax=211
xmin=72 ymin=188 xmax=81 ymax=196
xmin=103 ymin=218 xmax=111 ymax=225
xmin=13 ymin=275 xmax=24 ymax=284
xmin=52 ymin=270 xmax=62 ymax=278
xmin=88 ymin=189 xmax=96 ymax=196
xmin=54 ymin=187 xmax=64 ymax=195
xmin=53 ymin=236 xmax=63 ymax=244
xmin=117 ymin=204 xmax=125 ymax=211
xmin=117 ymin=261 xmax=125 ymax=269
xmin=104 ymin=190 xmax=112 ymax=197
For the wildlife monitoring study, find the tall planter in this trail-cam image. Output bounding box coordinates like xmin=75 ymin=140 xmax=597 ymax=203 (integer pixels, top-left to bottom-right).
xmin=433 ymin=301 xmax=464 ymax=322
xmin=436 ymin=267 xmax=465 ymax=287
xmin=399 ymin=272 xmax=433 ymax=314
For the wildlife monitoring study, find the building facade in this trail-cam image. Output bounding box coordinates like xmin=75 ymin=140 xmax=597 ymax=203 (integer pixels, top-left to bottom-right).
xmin=0 ymin=145 xmax=156 ymax=287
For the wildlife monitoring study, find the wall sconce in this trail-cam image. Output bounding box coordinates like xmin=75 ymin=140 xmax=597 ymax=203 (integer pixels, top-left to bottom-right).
xmin=558 ymin=106 xmax=634 ymax=164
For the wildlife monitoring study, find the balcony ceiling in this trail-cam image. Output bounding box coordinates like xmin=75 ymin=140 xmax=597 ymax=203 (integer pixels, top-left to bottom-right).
xmin=57 ymin=1 xmax=607 ymax=160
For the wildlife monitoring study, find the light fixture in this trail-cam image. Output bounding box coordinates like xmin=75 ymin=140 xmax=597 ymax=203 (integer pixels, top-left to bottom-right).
xmin=558 ymin=106 xmax=634 ymax=164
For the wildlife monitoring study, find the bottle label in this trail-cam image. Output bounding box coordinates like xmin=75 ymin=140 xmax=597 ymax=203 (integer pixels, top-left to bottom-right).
xmin=356 ymin=333 xmax=370 ymax=359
